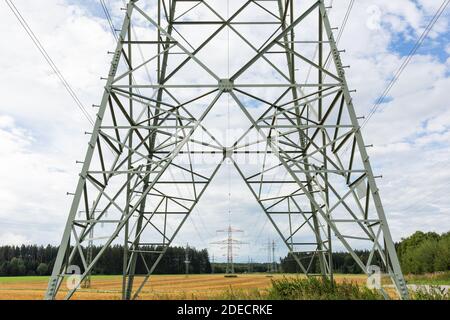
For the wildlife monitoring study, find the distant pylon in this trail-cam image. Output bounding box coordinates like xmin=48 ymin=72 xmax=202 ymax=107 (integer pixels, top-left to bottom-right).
xmin=185 ymin=243 xmax=190 ymax=276
xmin=266 ymin=240 xmax=272 ymax=273
xmin=265 ymin=239 xmax=276 ymax=273
xmin=83 ymin=217 xmax=94 ymax=288
xmin=247 ymin=257 xmax=253 ymax=273
xmin=272 ymin=240 xmax=277 ymax=273
xmin=211 ymin=226 xmax=246 ymax=274
xmin=81 ymin=206 xmax=102 ymax=289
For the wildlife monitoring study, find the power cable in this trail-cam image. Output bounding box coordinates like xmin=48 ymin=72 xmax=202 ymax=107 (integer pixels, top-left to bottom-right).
xmin=100 ymin=0 xmax=117 ymax=38
xmin=305 ymin=0 xmax=355 ymax=83
xmin=335 ymin=0 xmax=355 ymax=44
xmin=100 ymin=0 xmax=153 ymax=96
xmin=361 ymin=0 xmax=450 ymax=129
xmin=338 ymin=0 xmax=450 ymax=156
xmin=5 ymin=0 xmax=94 ymax=125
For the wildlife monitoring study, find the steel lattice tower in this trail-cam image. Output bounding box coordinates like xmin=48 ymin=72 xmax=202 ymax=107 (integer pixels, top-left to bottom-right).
xmin=45 ymin=0 xmax=409 ymax=300
xmin=211 ymin=226 xmax=245 ymax=274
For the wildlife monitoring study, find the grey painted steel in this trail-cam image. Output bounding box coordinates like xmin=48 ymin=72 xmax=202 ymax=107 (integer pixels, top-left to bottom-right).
xmin=211 ymin=226 xmax=246 ymax=275
xmin=45 ymin=0 xmax=409 ymax=300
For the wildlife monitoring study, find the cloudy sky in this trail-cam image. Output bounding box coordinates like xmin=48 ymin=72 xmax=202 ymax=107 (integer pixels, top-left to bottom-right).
xmin=0 ymin=0 xmax=449 ymax=263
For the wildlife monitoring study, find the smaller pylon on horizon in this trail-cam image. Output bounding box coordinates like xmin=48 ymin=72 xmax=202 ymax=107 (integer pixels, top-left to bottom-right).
xmin=211 ymin=226 xmax=246 ymax=274
xmin=264 ymin=239 xmax=278 ymax=273
xmin=81 ymin=206 xmax=102 ymax=289
xmin=185 ymin=243 xmax=190 ymax=277
xmin=272 ymin=240 xmax=277 ymax=273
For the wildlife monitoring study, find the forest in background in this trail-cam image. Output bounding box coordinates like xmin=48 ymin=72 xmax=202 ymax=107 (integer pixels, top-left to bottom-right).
xmin=0 ymin=245 xmax=211 ymax=276
xmin=281 ymin=231 xmax=449 ymax=274
xmin=0 ymin=231 xmax=448 ymax=277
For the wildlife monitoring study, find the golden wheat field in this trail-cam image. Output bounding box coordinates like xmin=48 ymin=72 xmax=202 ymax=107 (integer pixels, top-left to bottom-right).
xmin=0 ymin=274 xmax=376 ymax=300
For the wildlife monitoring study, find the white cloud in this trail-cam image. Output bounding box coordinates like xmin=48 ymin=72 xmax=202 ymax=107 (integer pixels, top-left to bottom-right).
xmin=0 ymin=232 xmax=30 ymax=246
xmin=0 ymin=116 xmax=77 ymax=242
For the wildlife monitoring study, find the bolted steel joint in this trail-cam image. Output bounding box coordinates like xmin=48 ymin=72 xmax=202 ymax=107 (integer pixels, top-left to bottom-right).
xmin=223 ymin=147 xmax=234 ymax=159
xmin=219 ymin=79 xmax=234 ymax=92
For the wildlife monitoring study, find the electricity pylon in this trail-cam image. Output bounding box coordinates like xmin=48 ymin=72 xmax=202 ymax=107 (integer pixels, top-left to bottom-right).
xmin=272 ymin=241 xmax=277 ymax=273
xmin=185 ymin=243 xmax=190 ymax=276
xmin=81 ymin=211 xmax=94 ymax=289
xmin=263 ymin=239 xmax=277 ymax=273
xmin=211 ymin=226 xmax=246 ymax=274
xmin=45 ymin=0 xmax=409 ymax=300
xmin=247 ymin=257 xmax=253 ymax=273
xmin=268 ymin=240 xmax=277 ymax=273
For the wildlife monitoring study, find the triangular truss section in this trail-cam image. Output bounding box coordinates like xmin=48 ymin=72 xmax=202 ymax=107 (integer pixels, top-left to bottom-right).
xmin=45 ymin=0 xmax=409 ymax=300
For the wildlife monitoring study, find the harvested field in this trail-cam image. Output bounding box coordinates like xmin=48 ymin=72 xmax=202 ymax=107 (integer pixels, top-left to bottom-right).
xmin=0 ymin=274 xmax=373 ymax=300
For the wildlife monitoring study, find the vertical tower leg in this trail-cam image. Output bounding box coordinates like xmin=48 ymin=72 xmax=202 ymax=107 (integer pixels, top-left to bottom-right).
xmin=45 ymin=3 xmax=136 ymax=300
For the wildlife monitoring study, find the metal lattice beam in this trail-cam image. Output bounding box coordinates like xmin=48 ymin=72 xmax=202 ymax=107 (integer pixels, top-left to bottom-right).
xmin=45 ymin=0 xmax=409 ymax=300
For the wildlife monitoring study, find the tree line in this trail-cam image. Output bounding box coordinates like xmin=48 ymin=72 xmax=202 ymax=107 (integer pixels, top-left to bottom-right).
xmin=0 ymin=245 xmax=211 ymax=276
xmin=397 ymin=231 xmax=449 ymax=274
xmin=0 ymin=231 xmax=448 ymax=276
xmin=280 ymin=231 xmax=450 ymax=275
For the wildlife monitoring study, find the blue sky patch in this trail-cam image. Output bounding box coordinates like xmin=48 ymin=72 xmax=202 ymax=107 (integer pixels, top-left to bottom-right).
xmin=67 ymin=0 xmax=105 ymax=18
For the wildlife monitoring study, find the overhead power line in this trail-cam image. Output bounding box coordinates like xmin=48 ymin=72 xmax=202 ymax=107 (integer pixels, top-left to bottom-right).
xmin=336 ymin=0 xmax=355 ymax=44
xmin=5 ymin=0 xmax=94 ymax=125
xmin=361 ymin=0 xmax=450 ymax=129
xmin=306 ymin=0 xmax=354 ymax=83
xmin=100 ymin=0 xmax=117 ymax=39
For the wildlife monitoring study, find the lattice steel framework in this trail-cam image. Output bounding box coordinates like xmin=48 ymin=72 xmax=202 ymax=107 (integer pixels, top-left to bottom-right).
xmin=211 ymin=226 xmax=245 ymax=274
xmin=45 ymin=0 xmax=409 ymax=300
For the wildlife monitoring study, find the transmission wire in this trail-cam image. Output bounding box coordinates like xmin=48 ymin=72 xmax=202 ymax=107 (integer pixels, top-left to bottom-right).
xmin=361 ymin=0 xmax=450 ymax=129
xmin=5 ymin=0 xmax=94 ymax=125
xmin=338 ymin=0 xmax=450 ymax=156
